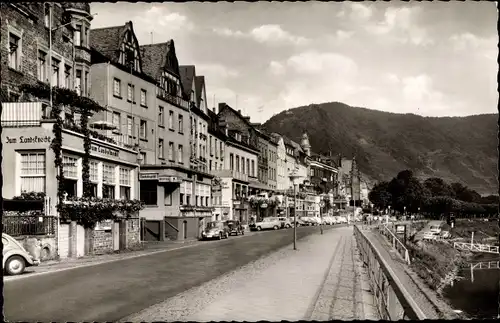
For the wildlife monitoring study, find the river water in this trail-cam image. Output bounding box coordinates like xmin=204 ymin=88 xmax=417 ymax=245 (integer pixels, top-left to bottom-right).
xmin=442 ymin=259 xmax=500 ymax=319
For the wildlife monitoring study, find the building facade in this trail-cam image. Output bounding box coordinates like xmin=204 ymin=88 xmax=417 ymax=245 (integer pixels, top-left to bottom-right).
xmin=272 ymin=133 xmax=288 ymax=192
xmin=207 ymin=108 xmax=227 ymax=221
xmin=266 ymin=133 xmax=278 ymax=190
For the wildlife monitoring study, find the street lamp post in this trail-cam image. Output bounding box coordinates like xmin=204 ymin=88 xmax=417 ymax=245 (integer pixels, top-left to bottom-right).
xmin=289 ymin=173 xmax=302 ymax=251
xmin=387 ymin=206 xmax=391 ymax=224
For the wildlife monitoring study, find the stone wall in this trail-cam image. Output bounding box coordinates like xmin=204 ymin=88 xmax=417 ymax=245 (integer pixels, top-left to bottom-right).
xmin=127 ymin=218 xmax=141 ymax=248
xmin=92 ymin=229 xmax=113 ymax=255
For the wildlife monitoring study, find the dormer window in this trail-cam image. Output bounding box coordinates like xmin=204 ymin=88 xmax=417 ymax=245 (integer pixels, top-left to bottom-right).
xmin=120 ymin=31 xmax=141 ymax=73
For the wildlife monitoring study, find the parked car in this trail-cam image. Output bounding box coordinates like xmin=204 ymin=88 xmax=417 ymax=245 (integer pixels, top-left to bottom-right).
xmin=225 ymin=220 xmax=245 ymax=236
xmin=277 ymin=217 xmax=292 ymax=229
xmin=311 ymin=217 xmax=322 ymax=225
xmin=3 ymin=233 xmax=40 ymax=276
xmin=300 ymin=217 xmax=316 ymax=226
xmin=201 ymin=221 xmax=230 ymax=240
xmin=324 ymin=217 xmax=335 ymax=225
xmin=251 ymin=217 xmax=281 ymax=231
xmin=288 ymin=217 xmax=306 ymax=227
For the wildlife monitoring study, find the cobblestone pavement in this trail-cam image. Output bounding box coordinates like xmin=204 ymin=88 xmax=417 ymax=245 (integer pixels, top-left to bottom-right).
xmin=125 ymin=226 xmax=379 ymax=322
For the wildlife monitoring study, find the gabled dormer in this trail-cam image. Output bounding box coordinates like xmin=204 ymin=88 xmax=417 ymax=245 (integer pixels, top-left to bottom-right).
xmin=90 ymin=21 xmax=143 ymax=73
xmin=195 ymin=76 xmax=208 ymax=114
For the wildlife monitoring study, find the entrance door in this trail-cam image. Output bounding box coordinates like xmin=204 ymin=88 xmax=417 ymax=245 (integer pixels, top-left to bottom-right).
xmin=113 ymin=221 xmax=120 ymax=251
xmin=183 ymin=220 xmax=187 ymax=240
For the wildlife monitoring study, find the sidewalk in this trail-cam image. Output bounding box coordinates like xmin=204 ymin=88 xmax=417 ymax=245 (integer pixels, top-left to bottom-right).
xmin=124 ymin=226 xmax=379 ymax=322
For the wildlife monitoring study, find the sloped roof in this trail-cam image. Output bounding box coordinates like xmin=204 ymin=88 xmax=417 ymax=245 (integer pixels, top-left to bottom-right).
xmin=179 ymin=65 xmax=196 ymax=99
xmin=139 ymin=40 xmax=180 ymax=80
xmin=194 ymin=76 xmax=205 ymax=107
xmin=90 ymin=25 xmax=127 ymax=62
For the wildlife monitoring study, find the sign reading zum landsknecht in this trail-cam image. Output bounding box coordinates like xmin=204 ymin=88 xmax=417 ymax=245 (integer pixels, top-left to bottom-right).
xmin=6 ymin=136 xmax=52 ymax=144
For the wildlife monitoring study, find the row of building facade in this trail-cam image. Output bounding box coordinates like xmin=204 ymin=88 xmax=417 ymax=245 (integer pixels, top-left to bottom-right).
xmin=1 ymin=3 xmax=368 ymax=243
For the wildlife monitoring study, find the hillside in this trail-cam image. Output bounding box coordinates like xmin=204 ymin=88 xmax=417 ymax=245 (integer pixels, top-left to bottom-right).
xmin=263 ymin=102 xmax=498 ymax=195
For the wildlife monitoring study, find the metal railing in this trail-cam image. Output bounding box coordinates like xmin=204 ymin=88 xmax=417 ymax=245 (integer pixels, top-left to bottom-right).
xmin=377 ymin=223 xmax=411 ymax=264
xmin=354 ymin=225 xmax=426 ymax=320
xmin=453 ymin=241 xmax=499 ymax=254
xmin=2 ymin=214 xmax=57 ymax=236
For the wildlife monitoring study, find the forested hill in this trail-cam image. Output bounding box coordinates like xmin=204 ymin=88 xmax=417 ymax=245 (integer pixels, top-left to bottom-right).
xmin=263 ymin=102 xmax=498 ymax=195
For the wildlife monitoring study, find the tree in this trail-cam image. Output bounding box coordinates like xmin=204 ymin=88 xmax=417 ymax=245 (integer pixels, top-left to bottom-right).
xmin=424 ymin=177 xmax=453 ymax=197
xmin=368 ymin=181 xmax=392 ymax=209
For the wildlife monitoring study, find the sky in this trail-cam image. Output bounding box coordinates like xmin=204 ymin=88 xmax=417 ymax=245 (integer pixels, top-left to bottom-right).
xmin=91 ymin=2 xmax=498 ymax=123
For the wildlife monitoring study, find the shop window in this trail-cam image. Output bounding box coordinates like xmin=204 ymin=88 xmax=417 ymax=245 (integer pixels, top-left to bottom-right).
xmin=20 ymin=152 xmax=46 ymax=194
xmin=140 ymin=180 xmax=157 ymax=206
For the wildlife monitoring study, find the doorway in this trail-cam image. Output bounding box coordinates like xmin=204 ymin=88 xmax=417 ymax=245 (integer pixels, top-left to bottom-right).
xmin=183 ymin=220 xmax=187 ymax=240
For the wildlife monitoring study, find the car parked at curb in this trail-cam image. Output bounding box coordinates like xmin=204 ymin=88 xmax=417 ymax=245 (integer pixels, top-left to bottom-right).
xmin=225 ymin=220 xmax=245 ymax=236
xmin=201 ymin=221 xmax=230 ymax=240
xmin=251 ymin=217 xmax=281 ymax=231
xmin=3 ymin=233 xmax=40 ymax=276
xmin=277 ymin=217 xmax=292 ymax=229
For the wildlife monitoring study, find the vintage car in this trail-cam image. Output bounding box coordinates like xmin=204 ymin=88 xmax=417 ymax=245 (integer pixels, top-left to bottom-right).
xmin=225 ymin=220 xmax=245 ymax=236
xmin=277 ymin=217 xmax=292 ymax=229
xmin=251 ymin=217 xmax=281 ymax=231
xmin=3 ymin=233 xmax=40 ymax=276
xmin=201 ymin=221 xmax=231 ymax=240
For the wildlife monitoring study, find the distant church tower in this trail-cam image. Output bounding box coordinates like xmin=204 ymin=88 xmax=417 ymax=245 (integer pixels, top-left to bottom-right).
xmin=300 ymin=132 xmax=311 ymax=157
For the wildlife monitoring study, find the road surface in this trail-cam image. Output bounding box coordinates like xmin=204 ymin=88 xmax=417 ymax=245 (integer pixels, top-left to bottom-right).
xmin=5 ymin=225 xmax=334 ymax=322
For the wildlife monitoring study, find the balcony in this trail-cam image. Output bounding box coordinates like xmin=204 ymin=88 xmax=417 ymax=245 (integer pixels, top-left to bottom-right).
xmin=156 ymin=87 xmax=189 ymax=110
xmin=199 ymin=133 xmax=207 ymax=141
xmin=209 ymin=169 xmax=249 ymax=182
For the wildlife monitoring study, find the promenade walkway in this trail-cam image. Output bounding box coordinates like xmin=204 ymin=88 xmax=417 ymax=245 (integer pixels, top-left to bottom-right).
xmin=124 ymin=226 xmax=379 ymax=322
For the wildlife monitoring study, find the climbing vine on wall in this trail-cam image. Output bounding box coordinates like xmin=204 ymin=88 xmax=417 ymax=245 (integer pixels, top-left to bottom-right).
xmin=48 ymin=100 xmax=65 ymax=213
xmin=80 ymin=109 xmax=92 ymax=197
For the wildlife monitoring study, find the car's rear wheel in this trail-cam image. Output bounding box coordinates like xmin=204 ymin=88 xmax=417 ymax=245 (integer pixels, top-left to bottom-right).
xmin=286 ymin=224 xmax=291 ymax=228
xmin=5 ymin=255 xmax=26 ymax=276
xmin=273 ymin=225 xmax=279 ymax=230
xmin=257 ymin=226 xmax=262 ymax=231
xmin=218 ymin=232 xmax=223 ymax=240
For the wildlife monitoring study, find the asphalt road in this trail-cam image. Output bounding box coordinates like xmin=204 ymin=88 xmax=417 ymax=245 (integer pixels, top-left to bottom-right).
xmin=5 ymin=225 xmax=338 ymax=322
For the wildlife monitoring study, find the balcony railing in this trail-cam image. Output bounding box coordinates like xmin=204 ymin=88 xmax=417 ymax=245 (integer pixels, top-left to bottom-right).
xmin=209 ymin=169 xmax=249 ymax=182
xmin=156 ymin=87 xmax=189 ymax=109
xmin=1 ymin=102 xmax=47 ymax=127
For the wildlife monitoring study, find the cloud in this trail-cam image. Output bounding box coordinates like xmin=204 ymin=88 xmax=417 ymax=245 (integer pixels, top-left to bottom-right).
xmin=384 ymin=73 xmax=400 ymax=84
xmin=212 ymin=24 xmax=308 ymax=46
xmin=349 ymin=3 xmax=373 ymax=21
xmin=450 ymin=33 xmax=498 ymax=60
xmin=212 ymin=27 xmax=245 ymax=38
xmin=196 ymin=63 xmax=240 ymax=79
xmin=133 ymin=6 xmax=194 ymax=33
xmin=286 ymin=51 xmax=358 ymax=76
xmin=367 ymin=7 xmax=432 ymax=46
xmin=250 ymin=24 xmax=309 ymax=45
xmin=269 ymin=61 xmax=286 ymax=76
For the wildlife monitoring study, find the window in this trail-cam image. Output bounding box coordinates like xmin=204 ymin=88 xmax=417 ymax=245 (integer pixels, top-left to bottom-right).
xmin=241 ymin=158 xmax=245 ymax=174
xmin=20 ymin=152 xmax=46 ymax=193
xmin=127 ymin=83 xmax=134 ymax=102
xmin=9 ymin=33 xmax=21 ymax=70
xmin=140 ymin=120 xmax=147 ymax=139
xmin=113 ymin=78 xmax=121 ymax=97
xmin=119 ymin=167 xmax=131 ymax=200
xmin=102 ymin=163 xmax=115 ymax=184
xmin=169 ymin=110 xmax=174 ymax=129
xmin=158 ymin=139 xmax=164 ymax=159
xmin=74 ymin=25 xmax=81 ymax=46
xmin=178 ymin=114 xmax=183 ymax=133
xmin=247 ymin=158 xmax=250 ymax=175
xmin=230 ymin=153 xmax=234 ymax=170
xmin=168 ymin=142 xmax=174 ymax=161
xmin=236 ymin=156 xmax=240 ymax=172
xmin=64 ymin=65 xmax=71 ymax=88
xmin=75 ymin=70 xmax=82 ymax=95
xmin=84 ymin=27 xmax=89 ymax=47
xmin=140 ymin=152 xmax=146 ymax=165
xmin=38 ymin=51 xmax=47 ymax=82
xmin=51 ymin=58 xmax=60 ymax=86
xmin=63 ymin=156 xmax=78 ymax=179
xmin=127 ymin=116 xmax=133 ymax=137
xmin=178 ymin=145 xmax=183 ymax=163
xmin=90 ymin=161 xmax=98 ymax=182
xmin=102 ymin=163 xmax=115 ymax=199
xmin=140 ymin=89 xmax=147 ymax=106
xmin=84 ymin=71 xmax=89 ymax=96
xmin=112 ymin=112 xmax=120 ymax=130
xmin=158 ymin=106 xmax=164 ymax=126
xmin=214 ymin=139 xmax=218 ymax=158
xmin=209 ymin=160 xmax=212 ymax=171
xmin=220 ymin=142 xmax=223 ymax=159
xmin=251 ymin=160 xmax=255 ymax=177
xmin=140 ymin=181 xmax=157 ymax=206
xmin=164 ymin=189 xmax=172 ymax=206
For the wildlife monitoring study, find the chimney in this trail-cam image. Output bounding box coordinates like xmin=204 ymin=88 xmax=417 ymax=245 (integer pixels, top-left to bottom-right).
xmin=244 ymin=116 xmax=251 ymax=122
xmin=238 ymin=109 xmax=242 ymax=114
xmin=213 ymin=107 xmax=216 ymax=113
